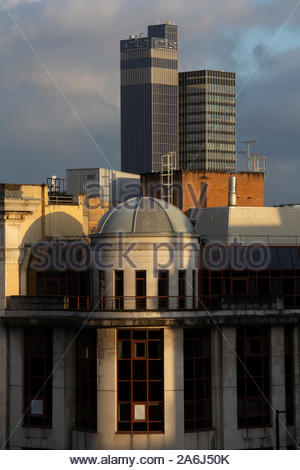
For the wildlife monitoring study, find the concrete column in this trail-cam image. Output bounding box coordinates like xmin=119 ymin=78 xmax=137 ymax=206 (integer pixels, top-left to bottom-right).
xmin=271 ymin=326 xmax=286 ymax=449
xmin=185 ymin=269 xmax=194 ymax=310
xmin=169 ymin=268 xmax=177 ymax=310
xmin=97 ymin=328 xmax=117 ymax=449
xmin=164 ymin=327 xmax=184 ymax=448
xmin=19 ymin=247 xmax=31 ymax=295
xmin=147 ymin=268 xmax=157 ymax=310
xmin=7 ymin=327 xmax=23 ymax=449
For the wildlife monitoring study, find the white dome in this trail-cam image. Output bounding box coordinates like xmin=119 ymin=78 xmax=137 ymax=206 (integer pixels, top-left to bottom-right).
xmin=93 ymin=197 xmax=195 ymax=237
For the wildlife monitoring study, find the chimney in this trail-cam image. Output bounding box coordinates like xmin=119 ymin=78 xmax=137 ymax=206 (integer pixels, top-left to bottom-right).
xmin=228 ymin=174 xmax=237 ymax=206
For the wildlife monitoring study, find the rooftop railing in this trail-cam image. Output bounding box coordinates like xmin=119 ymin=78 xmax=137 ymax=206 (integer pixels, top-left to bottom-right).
xmin=6 ymin=294 xmax=288 ymax=312
xmin=6 ymin=295 xmax=198 ymax=312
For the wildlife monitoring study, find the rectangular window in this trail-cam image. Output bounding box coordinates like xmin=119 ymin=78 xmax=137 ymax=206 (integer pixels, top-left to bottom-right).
xmin=184 ymin=328 xmax=212 ymax=432
xmin=285 ymin=326 xmax=294 ymax=425
xmin=136 ymin=270 xmax=146 ymax=310
xmin=24 ymin=328 xmax=52 ymax=427
xmin=117 ymin=329 xmax=164 ymax=433
xmin=237 ymin=326 xmax=270 ymax=427
xmin=178 ymin=270 xmax=186 ymax=309
xmin=76 ymin=328 xmax=97 ymax=431
xmin=115 ymin=271 xmax=124 ymax=310
xmin=28 ymin=248 xmax=90 ymax=310
xmin=158 ymin=270 xmax=169 ymax=309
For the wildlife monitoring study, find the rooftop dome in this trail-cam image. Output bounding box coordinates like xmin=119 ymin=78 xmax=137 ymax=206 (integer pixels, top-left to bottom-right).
xmin=93 ymin=197 xmax=196 ymax=236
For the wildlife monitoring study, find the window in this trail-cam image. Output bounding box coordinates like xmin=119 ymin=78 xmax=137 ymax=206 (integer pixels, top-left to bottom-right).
xmin=278 ymin=248 xmax=293 ymax=269
xmin=184 ymin=328 xmax=212 ymax=432
xmin=24 ymin=328 xmax=52 ymax=427
xmin=178 ymin=270 xmax=186 ymax=309
xmin=136 ymin=270 xmax=146 ymax=310
xmin=117 ymin=329 xmax=164 ymax=432
xmin=237 ymin=326 xmax=270 ymax=427
xmin=76 ymin=328 xmax=97 ymax=431
xmin=285 ymin=326 xmax=294 ymax=425
xmin=28 ymin=248 xmax=90 ymax=310
xmin=115 ymin=271 xmax=124 ymax=310
xmin=158 ymin=270 xmax=169 ymax=309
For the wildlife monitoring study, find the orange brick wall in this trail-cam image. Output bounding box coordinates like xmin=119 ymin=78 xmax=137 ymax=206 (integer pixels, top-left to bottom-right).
xmin=141 ymin=171 xmax=264 ymax=213
xmin=87 ymin=198 xmax=110 ymax=233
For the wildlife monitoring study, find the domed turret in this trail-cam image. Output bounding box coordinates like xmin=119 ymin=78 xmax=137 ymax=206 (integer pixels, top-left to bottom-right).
xmin=93 ymin=197 xmax=195 ymax=237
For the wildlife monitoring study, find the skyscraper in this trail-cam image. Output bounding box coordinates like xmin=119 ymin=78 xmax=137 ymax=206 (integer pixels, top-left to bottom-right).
xmin=179 ymin=70 xmax=236 ymax=171
xmin=120 ymin=23 xmax=178 ymax=174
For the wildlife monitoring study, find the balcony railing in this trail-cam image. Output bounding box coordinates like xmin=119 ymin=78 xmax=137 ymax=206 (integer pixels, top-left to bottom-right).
xmin=6 ymin=294 xmax=287 ymax=312
xmin=6 ymin=295 xmax=198 ymax=312
xmin=198 ymin=295 xmax=284 ymax=311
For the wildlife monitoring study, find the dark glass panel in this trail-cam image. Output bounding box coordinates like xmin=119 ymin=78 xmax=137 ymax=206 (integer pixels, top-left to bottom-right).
xmin=148 ymin=403 xmax=163 ymax=421
xmin=278 ymin=247 xmax=293 ymax=269
xmin=119 ymin=404 xmax=131 ymax=422
xmin=133 ymin=361 xmax=147 ymax=380
xmin=269 ymin=247 xmax=280 ymax=268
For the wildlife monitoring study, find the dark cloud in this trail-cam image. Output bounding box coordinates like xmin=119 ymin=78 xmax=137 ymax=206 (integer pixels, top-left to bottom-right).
xmin=0 ymin=0 xmax=299 ymax=205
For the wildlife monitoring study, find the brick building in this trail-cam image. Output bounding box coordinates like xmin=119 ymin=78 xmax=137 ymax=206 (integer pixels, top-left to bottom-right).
xmin=141 ymin=170 xmax=264 ymax=213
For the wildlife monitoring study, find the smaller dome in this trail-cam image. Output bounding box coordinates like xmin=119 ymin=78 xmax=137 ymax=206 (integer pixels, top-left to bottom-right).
xmin=93 ymin=197 xmax=195 ymax=236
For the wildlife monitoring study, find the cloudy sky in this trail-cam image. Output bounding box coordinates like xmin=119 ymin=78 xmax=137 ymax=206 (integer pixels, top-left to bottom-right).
xmin=0 ymin=0 xmax=299 ymax=205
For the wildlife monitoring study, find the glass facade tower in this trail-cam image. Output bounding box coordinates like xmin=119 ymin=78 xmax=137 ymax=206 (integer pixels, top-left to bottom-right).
xmin=120 ymin=23 xmax=178 ymax=174
xmin=179 ymin=70 xmax=236 ymax=171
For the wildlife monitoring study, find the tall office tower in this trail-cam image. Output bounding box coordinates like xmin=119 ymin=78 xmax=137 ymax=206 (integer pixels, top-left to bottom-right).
xmin=121 ymin=23 xmax=178 ymax=174
xmin=179 ymin=70 xmax=236 ymax=171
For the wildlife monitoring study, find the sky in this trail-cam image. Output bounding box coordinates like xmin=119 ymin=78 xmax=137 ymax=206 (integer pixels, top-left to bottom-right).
xmin=0 ymin=0 xmax=300 ymax=205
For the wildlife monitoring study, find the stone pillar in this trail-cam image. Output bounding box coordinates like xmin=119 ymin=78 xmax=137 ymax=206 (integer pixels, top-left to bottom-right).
xmin=164 ymin=327 xmax=184 ymax=448
xmin=185 ymin=269 xmax=194 ymax=310
xmin=169 ymin=268 xmax=178 ymax=311
xmin=147 ymin=268 xmax=157 ymax=311
xmin=7 ymin=327 xmax=23 ymax=449
xmin=97 ymin=328 xmax=117 ymax=449
xmin=19 ymin=247 xmax=31 ymax=295
xmin=271 ymin=326 xmax=286 ymax=449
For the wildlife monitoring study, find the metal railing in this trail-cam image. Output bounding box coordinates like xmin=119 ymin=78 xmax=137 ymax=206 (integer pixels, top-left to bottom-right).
xmin=6 ymin=295 xmax=198 ymax=312
xmin=6 ymin=294 xmax=292 ymax=312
